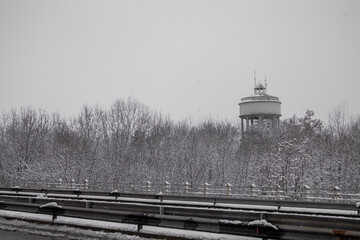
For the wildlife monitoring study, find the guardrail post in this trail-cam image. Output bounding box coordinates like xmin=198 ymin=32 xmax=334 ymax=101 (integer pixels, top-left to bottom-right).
xmin=203 ymin=182 xmax=210 ymax=197
xmin=250 ymin=184 xmax=256 ymax=197
xmin=58 ymin=179 xmax=62 ymax=189
xmin=159 ymin=206 xmax=164 ymax=215
xmin=70 ymin=179 xmax=75 ymax=190
xmin=226 ymin=183 xmax=233 ymax=197
xmin=164 ymin=181 xmax=171 ymax=193
xmin=84 ymin=179 xmax=88 ymax=190
xmin=113 ymin=179 xmax=117 ymax=192
xmin=45 ymin=179 xmax=48 ymax=189
xmin=129 ymin=182 xmax=134 ymax=192
xmin=146 ymin=181 xmax=151 ymax=193
xmin=333 ymin=186 xmax=340 ymax=200
xmin=184 ymin=182 xmax=190 ymax=194
xmin=137 ymin=224 xmax=143 ymax=232
xmin=304 ymin=185 xmax=310 ymax=200
xmin=276 ymin=185 xmax=280 ymax=200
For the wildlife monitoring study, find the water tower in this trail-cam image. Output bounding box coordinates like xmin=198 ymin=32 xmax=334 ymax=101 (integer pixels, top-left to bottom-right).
xmin=239 ymin=77 xmax=281 ymax=134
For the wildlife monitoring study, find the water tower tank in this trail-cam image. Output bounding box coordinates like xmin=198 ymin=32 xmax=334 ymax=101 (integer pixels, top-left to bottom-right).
xmin=239 ymin=81 xmax=281 ymax=133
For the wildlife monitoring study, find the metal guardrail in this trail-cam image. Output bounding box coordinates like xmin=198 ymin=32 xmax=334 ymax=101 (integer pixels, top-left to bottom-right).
xmin=0 ymin=193 xmax=358 ymax=222
xmin=0 ymin=201 xmax=282 ymax=239
xmin=0 ymin=196 xmax=360 ymax=239
xmin=1 ymin=188 xmax=359 ymax=214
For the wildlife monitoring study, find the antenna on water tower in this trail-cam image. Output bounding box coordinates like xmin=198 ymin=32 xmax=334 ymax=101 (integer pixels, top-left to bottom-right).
xmin=254 ymin=70 xmax=257 ymax=85
xmin=264 ymin=76 xmax=268 ymax=94
xmin=253 ymin=70 xmax=257 ymax=94
xmin=265 ymin=76 xmax=267 ymax=87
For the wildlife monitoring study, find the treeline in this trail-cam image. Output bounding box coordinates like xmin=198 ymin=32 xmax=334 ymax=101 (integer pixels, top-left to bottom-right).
xmin=0 ymin=98 xmax=359 ymax=190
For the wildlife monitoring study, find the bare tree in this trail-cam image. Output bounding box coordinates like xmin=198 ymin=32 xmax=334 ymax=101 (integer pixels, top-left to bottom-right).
xmin=3 ymin=108 xmax=49 ymax=184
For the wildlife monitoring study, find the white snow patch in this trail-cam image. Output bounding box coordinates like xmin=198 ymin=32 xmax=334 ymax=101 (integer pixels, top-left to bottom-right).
xmin=142 ymin=226 xmax=258 ymax=240
xmin=219 ymin=219 xmax=242 ymax=225
xmin=0 ymin=216 xmax=146 ymax=240
xmin=36 ymin=193 xmax=47 ymax=198
xmin=39 ymin=202 xmax=62 ymax=209
xmin=248 ymin=219 xmax=278 ymax=230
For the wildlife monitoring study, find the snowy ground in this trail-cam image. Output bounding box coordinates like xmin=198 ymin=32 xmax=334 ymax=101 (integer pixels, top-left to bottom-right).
xmin=0 ymin=210 xmax=259 ymax=240
xmin=0 ymin=229 xmax=67 ymax=240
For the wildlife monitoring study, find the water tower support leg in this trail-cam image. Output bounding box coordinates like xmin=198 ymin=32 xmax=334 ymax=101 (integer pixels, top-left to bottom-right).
xmin=241 ymin=118 xmax=244 ymax=133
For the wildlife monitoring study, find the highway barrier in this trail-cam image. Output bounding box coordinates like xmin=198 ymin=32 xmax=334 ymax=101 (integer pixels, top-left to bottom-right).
xmin=0 ymin=189 xmax=360 ymax=239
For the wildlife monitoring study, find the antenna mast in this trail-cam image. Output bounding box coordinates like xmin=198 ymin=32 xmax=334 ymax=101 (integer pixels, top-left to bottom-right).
xmin=253 ymin=70 xmax=257 ymax=94
xmin=264 ymin=76 xmax=268 ymax=94
xmin=254 ymin=70 xmax=256 ymax=87
xmin=265 ymin=76 xmax=268 ymax=87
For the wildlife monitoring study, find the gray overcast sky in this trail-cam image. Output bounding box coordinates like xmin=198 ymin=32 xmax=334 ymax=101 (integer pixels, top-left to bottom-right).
xmin=1 ymin=0 xmax=359 ymax=123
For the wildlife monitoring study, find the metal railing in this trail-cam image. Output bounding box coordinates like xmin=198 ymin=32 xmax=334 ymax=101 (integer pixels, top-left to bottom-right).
xmin=124 ymin=181 xmax=360 ymax=203
xmin=0 ymin=195 xmax=360 ymax=239
xmin=2 ymin=179 xmax=360 ymax=203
